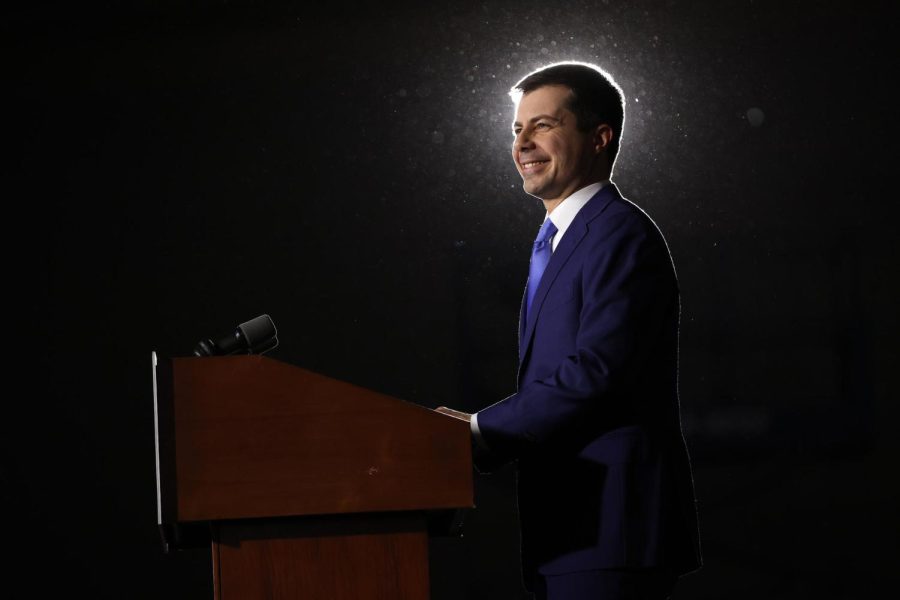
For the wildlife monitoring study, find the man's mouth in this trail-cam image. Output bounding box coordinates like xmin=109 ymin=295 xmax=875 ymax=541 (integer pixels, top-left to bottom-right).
xmin=521 ymin=159 xmax=550 ymax=170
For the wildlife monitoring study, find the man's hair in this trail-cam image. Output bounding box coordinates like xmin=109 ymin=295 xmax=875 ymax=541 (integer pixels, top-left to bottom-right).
xmin=511 ymin=62 xmax=625 ymax=168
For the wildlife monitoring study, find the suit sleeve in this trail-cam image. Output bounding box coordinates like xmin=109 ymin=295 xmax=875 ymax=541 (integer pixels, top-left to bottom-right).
xmin=475 ymin=212 xmax=678 ymax=468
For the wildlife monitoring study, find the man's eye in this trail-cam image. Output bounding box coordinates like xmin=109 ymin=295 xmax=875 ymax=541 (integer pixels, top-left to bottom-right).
xmin=535 ymin=122 xmax=550 ymax=129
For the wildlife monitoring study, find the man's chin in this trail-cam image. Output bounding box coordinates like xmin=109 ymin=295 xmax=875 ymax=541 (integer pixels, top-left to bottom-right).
xmin=522 ymin=181 xmax=545 ymax=198
xmin=522 ymin=182 xmax=556 ymax=201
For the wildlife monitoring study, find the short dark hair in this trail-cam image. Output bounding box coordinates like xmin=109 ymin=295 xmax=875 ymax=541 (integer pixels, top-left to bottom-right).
xmin=512 ymin=62 xmax=625 ymax=168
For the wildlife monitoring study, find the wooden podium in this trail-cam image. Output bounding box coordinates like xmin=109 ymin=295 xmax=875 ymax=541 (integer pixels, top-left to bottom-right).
xmin=152 ymin=353 xmax=474 ymax=599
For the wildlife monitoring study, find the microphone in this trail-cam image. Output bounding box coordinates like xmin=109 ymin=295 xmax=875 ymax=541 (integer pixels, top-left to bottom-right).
xmin=193 ymin=314 xmax=278 ymax=357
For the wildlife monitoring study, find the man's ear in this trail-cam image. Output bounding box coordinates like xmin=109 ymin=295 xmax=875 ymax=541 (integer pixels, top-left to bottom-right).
xmin=593 ymin=124 xmax=614 ymax=154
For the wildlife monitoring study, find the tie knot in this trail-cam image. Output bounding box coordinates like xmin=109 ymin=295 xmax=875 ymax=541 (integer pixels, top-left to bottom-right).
xmin=535 ymin=219 xmax=558 ymax=245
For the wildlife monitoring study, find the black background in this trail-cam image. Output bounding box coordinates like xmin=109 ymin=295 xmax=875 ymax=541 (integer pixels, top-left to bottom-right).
xmin=6 ymin=0 xmax=898 ymax=598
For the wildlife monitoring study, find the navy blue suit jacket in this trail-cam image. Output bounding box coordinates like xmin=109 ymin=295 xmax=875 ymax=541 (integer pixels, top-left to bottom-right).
xmin=476 ymin=183 xmax=702 ymax=587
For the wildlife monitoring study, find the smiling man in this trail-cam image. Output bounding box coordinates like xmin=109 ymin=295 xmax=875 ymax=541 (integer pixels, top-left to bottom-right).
xmin=438 ymin=62 xmax=701 ymax=599
xmin=513 ymin=83 xmax=608 ymax=213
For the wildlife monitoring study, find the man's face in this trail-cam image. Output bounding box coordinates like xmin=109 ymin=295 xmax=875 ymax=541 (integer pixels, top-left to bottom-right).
xmin=512 ymin=84 xmax=598 ymax=204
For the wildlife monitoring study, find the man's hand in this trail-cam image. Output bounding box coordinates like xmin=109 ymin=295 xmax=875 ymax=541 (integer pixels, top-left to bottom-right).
xmin=435 ymin=406 xmax=472 ymax=422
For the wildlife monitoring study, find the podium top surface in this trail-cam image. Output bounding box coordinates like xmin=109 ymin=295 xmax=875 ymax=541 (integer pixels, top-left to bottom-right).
xmin=154 ymin=354 xmax=473 ymax=523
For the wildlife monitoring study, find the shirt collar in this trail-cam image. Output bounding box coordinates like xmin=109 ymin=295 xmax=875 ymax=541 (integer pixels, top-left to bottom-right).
xmin=546 ymin=180 xmax=608 ymax=251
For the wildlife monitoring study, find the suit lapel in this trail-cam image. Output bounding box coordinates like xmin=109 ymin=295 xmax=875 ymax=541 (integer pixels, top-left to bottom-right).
xmin=518 ymin=287 xmax=527 ymax=354
xmin=517 ymin=184 xmax=621 ymax=378
xmin=517 ymin=217 xmax=586 ymax=364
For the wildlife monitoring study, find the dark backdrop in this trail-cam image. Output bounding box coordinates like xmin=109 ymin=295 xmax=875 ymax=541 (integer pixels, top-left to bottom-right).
xmin=6 ymin=1 xmax=898 ymax=598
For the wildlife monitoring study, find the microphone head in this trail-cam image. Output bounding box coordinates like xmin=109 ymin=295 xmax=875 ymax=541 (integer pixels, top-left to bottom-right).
xmin=237 ymin=314 xmax=278 ymax=354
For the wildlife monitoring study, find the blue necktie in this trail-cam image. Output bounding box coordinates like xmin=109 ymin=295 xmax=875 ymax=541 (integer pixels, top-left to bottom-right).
xmin=525 ymin=218 xmax=558 ymax=321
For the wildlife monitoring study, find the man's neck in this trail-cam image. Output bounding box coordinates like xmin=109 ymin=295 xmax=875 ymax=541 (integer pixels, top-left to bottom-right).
xmin=542 ymin=173 xmax=609 ymax=214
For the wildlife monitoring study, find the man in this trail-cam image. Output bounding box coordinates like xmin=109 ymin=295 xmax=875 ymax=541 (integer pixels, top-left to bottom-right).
xmin=437 ymin=62 xmax=701 ymax=599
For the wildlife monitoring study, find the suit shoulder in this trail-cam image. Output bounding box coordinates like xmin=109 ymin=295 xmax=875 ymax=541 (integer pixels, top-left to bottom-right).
xmin=586 ymin=193 xmax=670 ymax=248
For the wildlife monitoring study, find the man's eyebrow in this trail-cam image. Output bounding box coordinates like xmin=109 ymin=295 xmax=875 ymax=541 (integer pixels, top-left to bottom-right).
xmin=512 ymin=114 xmax=562 ymax=128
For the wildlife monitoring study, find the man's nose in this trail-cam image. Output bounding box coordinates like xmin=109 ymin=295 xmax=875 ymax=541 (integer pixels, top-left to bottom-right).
xmin=514 ymin=130 xmax=535 ymax=152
